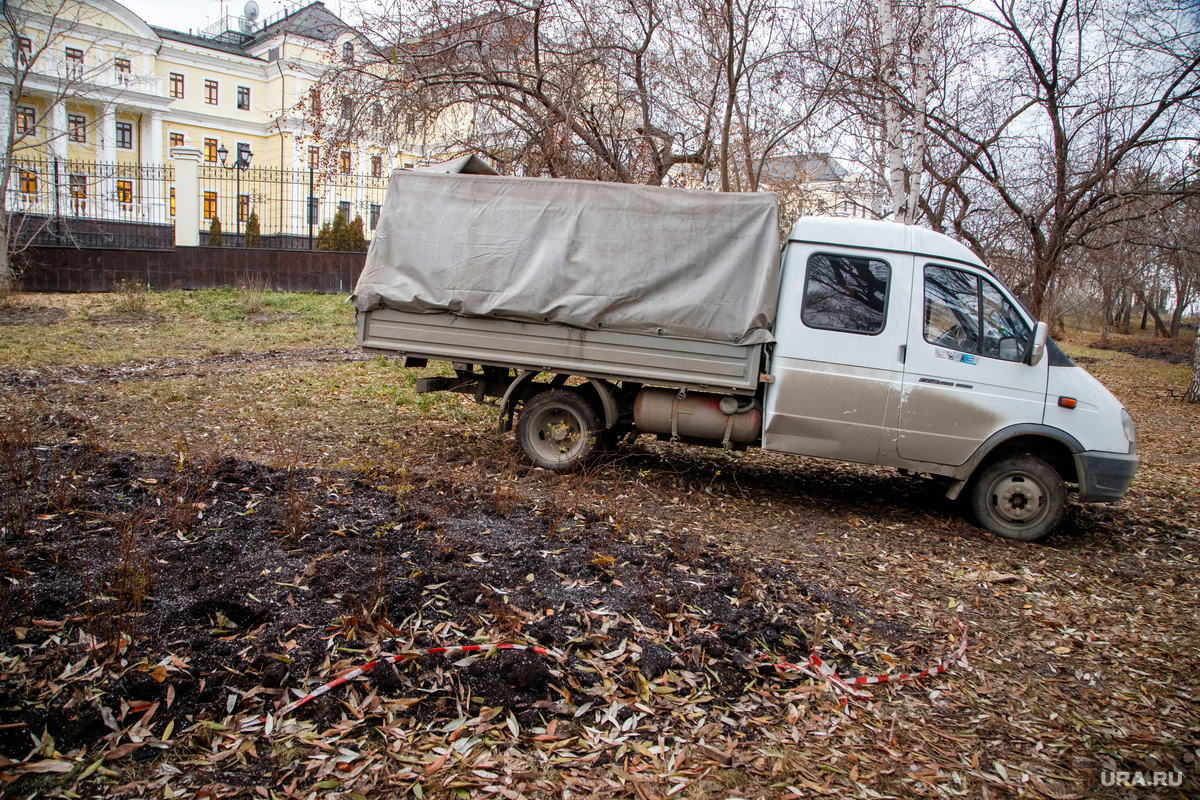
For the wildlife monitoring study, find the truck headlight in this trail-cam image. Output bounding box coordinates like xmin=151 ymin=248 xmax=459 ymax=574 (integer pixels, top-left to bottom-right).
xmin=1121 ymin=409 xmax=1136 ymax=452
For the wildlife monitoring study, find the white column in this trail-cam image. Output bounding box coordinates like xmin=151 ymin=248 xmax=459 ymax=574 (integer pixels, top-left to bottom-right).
xmin=171 ymin=141 xmax=202 ymax=247
xmin=97 ymin=106 xmax=117 ymax=219
xmin=48 ymin=104 xmax=69 ymax=218
xmin=291 ymin=143 xmax=308 ymax=242
xmin=142 ymin=111 xmax=165 ymax=222
xmin=49 ymin=103 xmax=68 ymax=161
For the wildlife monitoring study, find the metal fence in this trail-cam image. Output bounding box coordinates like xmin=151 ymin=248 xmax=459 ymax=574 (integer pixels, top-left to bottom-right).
xmin=4 ymin=159 xmax=391 ymax=251
xmin=5 ymin=159 xmax=174 ymax=249
xmin=197 ymin=165 xmax=389 ymax=250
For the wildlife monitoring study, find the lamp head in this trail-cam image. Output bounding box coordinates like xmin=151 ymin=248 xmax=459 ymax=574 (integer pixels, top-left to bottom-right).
xmin=217 ymin=144 xmax=229 ymax=165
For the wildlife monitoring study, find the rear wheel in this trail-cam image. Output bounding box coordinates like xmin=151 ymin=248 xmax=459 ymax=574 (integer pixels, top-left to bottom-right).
xmin=516 ymin=389 xmax=601 ymax=472
xmin=970 ymin=455 xmax=1065 ymax=542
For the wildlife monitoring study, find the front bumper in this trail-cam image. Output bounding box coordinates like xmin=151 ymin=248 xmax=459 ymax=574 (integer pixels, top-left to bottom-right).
xmin=1076 ymin=450 xmax=1138 ymax=502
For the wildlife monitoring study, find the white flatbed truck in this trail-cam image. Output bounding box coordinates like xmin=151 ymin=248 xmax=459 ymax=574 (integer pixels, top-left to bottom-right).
xmin=353 ymin=169 xmax=1137 ymax=541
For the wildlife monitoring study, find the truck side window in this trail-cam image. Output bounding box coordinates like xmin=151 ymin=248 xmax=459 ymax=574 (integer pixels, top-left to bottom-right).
xmin=924 ymin=266 xmax=980 ymax=352
xmin=981 ymin=281 xmax=1031 ymax=362
xmin=923 ymin=266 xmax=1031 ymax=362
xmin=801 ymin=253 xmax=890 ymax=335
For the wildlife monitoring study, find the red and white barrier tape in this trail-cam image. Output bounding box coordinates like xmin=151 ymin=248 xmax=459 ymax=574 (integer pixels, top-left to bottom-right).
xmin=278 ymin=642 xmax=565 ymax=716
xmin=269 ymin=621 xmax=965 ymax=722
xmin=760 ymin=619 xmax=968 ymax=701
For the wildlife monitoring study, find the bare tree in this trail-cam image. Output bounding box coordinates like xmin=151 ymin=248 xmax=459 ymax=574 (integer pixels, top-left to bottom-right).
xmin=1 ymin=0 xmax=111 ymax=290
xmin=918 ymin=0 xmax=1200 ymax=318
xmin=320 ymin=0 xmax=721 ymax=184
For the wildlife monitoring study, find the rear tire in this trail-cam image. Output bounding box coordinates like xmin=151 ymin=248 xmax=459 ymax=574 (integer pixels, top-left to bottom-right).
xmin=516 ymin=389 xmax=601 ymax=472
xmin=970 ymin=455 xmax=1065 ymax=542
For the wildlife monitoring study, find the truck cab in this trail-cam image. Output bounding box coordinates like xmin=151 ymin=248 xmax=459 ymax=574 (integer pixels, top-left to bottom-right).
xmin=763 ymin=218 xmax=1138 ymax=540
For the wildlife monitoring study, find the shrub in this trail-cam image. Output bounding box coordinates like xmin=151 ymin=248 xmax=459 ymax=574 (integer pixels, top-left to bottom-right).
xmin=207 ymin=216 xmax=223 ymax=247
xmin=315 ymin=221 xmax=333 ymax=251
xmin=244 ymin=210 xmax=261 ymax=248
xmin=349 ymin=214 xmax=367 ymax=252
xmin=110 ymin=279 xmax=150 ymax=314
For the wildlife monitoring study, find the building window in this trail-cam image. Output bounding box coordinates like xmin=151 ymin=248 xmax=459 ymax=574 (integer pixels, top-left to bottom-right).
xmin=114 ymin=57 xmax=132 ymax=83
xmin=115 ymin=121 xmax=133 ymax=149
xmin=65 ymin=47 xmax=83 ymax=79
xmin=170 ymin=132 xmax=184 ymax=148
xmin=340 ymin=150 xmax=351 ymax=174
xmin=203 ymin=190 xmax=218 ymax=220
xmin=309 ymin=88 xmax=321 ymax=117
xmin=204 ymin=79 xmax=218 ymax=105
xmin=18 ymin=37 xmax=32 ymax=65
xmin=19 ymin=169 xmax=37 ymax=194
xmin=68 ymin=114 xmax=87 ymax=143
xmin=170 ymin=72 xmax=184 ymax=98
xmin=338 ymin=200 xmax=351 ymax=221
xmin=308 ymin=145 xmax=320 ymax=169
xmin=70 ymin=174 xmax=87 ymax=214
xmin=15 ymin=106 xmax=36 ymax=136
xmin=371 ymin=102 xmax=383 ymax=127
xmin=342 ymin=41 xmax=354 ymax=63
xmin=371 ymin=155 xmax=382 ymax=178
xmin=237 ymin=85 xmax=250 ymax=111
xmin=237 ymin=142 xmax=251 ymax=167
xmin=307 ymin=196 xmax=319 ymax=225
xmin=170 ymin=187 xmax=175 ymax=217
xmin=369 ymin=202 xmax=380 ymax=230
xmin=116 ymin=179 xmax=133 ymax=205
xmin=204 ymin=138 xmax=218 ymax=163
xmin=340 ymin=95 xmax=354 ymax=120
xmin=238 ymin=194 xmax=250 ymax=222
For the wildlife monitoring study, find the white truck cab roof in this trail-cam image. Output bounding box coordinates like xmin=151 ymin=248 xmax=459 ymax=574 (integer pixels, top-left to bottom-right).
xmin=787 ymin=217 xmax=989 ymax=273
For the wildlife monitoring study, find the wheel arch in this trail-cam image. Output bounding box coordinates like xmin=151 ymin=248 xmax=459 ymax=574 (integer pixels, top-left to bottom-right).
xmin=945 ymin=425 xmax=1082 ymax=500
xmin=499 ymin=373 xmax=617 ymax=432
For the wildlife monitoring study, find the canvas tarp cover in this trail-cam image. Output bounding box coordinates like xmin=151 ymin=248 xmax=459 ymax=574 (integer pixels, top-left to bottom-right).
xmin=352 ymin=172 xmax=781 ymax=345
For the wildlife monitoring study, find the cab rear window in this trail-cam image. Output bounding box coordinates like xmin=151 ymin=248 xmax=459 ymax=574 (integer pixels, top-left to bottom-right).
xmin=801 ymin=253 xmax=890 ymax=335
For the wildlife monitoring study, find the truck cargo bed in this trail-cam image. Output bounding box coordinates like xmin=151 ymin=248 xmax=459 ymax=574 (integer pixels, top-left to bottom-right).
xmin=359 ymin=308 xmax=762 ymax=394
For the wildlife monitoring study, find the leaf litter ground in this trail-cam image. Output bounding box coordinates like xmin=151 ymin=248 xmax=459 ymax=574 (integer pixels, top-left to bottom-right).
xmin=0 ymin=294 xmax=1198 ymax=799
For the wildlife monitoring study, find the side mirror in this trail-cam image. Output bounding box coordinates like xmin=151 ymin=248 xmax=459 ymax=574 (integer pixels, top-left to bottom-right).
xmin=1028 ymin=321 xmax=1048 ymax=366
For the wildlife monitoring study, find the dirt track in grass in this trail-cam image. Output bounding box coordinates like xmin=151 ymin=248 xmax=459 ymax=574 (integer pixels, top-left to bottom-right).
xmin=0 ymin=292 xmax=1198 ymax=799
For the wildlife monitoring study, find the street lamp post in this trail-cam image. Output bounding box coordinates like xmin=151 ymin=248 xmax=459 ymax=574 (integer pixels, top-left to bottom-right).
xmin=217 ymin=144 xmax=253 ymax=239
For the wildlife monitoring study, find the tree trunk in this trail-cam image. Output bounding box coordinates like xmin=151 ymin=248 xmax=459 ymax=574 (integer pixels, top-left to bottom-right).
xmin=1101 ymin=284 xmax=1113 ymax=341
xmin=904 ymin=0 xmax=936 ymax=225
xmin=877 ymin=0 xmax=906 ymax=220
xmin=1187 ymin=328 xmax=1200 ymax=404
xmin=1139 ymin=291 xmax=1170 ymax=338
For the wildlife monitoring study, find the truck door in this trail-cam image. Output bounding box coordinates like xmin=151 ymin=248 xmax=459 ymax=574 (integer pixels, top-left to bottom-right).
xmin=762 ymin=247 xmax=911 ymax=463
xmin=897 ymin=263 xmax=1048 ymax=465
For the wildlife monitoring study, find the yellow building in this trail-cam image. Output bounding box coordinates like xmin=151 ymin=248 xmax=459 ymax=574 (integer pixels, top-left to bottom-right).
xmin=4 ymin=0 xmax=421 ymax=244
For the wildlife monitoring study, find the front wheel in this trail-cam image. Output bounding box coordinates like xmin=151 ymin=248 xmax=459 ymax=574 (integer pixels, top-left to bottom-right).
xmin=515 ymin=389 xmax=601 ymax=472
xmin=970 ymin=455 xmax=1065 ymax=542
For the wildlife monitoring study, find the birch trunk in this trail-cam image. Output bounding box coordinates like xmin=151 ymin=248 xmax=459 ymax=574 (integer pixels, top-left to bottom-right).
xmin=904 ymin=0 xmax=936 ymax=225
xmin=877 ymin=0 xmax=906 ymax=220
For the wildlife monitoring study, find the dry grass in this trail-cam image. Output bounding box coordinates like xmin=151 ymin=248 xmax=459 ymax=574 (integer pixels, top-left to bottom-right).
xmin=0 ymin=293 xmax=1198 ymax=798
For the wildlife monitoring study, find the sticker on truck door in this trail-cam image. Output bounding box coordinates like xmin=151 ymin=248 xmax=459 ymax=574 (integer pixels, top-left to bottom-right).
xmin=935 ymin=349 xmax=977 ymax=365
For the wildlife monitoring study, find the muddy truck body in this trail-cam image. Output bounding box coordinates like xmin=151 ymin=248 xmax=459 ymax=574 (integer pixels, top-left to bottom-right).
xmin=353 ymin=169 xmax=1137 ymax=541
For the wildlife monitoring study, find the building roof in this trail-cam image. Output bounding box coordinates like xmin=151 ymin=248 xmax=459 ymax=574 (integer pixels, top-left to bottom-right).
xmin=251 ymin=2 xmax=350 ymax=45
xmin=762 ymin=154 xmax=851 ymax=184
xmin=152 ymin=2 xmax=350 ymax=58
xmin=152 ymin=26 xmax=263 ymax=59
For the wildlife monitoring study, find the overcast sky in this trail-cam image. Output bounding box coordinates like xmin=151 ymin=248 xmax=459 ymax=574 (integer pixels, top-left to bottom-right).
xmin=118 ymin=0 xmax=366 ymax=36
